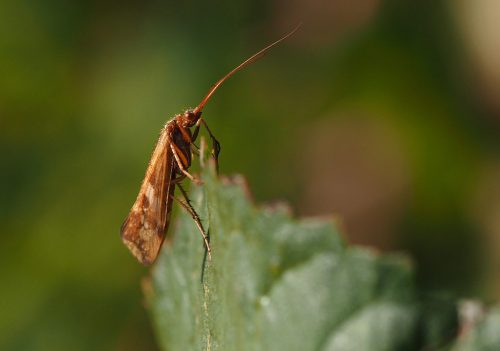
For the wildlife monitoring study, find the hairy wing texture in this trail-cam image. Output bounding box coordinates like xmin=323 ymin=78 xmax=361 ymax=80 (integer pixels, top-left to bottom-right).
xmin=121 ymin=130 xmax=175 ymax=265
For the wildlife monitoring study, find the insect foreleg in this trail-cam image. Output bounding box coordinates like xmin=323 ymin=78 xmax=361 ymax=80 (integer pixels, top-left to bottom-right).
xmin=201 ymin=119 xmax=221 ymax=160
xmin=192 ymin=118 xmax=221 ymax=171
xmin=170 ymin=142 xmax=202 ymax=184
xmin=190 ymin=143 xmax=200 ymax=158
xmin=192 ymin=121 xmax=201 ymax=143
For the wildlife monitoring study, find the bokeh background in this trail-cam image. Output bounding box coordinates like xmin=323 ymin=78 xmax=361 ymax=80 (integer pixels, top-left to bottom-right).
xmin=1 ymin=0 xmax=500 ymax=350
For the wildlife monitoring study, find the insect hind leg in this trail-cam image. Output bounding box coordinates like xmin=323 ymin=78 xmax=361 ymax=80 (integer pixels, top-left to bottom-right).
xmin=170 ymin=184 xmax=212 ymax=260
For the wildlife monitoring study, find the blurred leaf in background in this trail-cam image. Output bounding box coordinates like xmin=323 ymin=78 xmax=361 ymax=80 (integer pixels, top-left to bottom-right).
xmin=1 ymin=0 xmax=499 ymax=350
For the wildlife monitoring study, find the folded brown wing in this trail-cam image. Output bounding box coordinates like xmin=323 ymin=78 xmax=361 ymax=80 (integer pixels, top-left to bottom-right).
xmin=121 ymin=130 xmax=175 ymax=265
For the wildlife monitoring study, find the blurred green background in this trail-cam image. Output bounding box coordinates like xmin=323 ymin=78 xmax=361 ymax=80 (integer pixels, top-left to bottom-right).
xmin=1 ymin=0 xmax=500 ymax=350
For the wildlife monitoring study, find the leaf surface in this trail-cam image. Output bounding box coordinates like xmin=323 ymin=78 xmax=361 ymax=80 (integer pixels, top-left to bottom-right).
xmin=148 ymin=167 xmax=463 ymax=351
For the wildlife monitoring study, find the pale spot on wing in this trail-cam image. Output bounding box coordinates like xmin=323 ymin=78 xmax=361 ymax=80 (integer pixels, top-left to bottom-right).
xmin=145 ymin=183 xmax=156 ymax=206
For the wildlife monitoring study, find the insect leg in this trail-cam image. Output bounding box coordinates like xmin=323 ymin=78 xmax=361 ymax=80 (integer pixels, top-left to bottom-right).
xmin=170 ymin=142 xmax=202 ymax=185
xmin=192 ymin=122 xmax=201 ymax=142
xmin=172 ymin=174 xmax=186 ymax=184
xmin=190 ymin=143 xmax=200 ymax=158
xmin=170 ymin=185 xmax=212 ymax=260
xmin=194 ymin=118 xmax=221 ymax=170
xmin=190 ymin=124 xmax=201 ymax=158
xmin=201 ymin=119 xmax=221 ymax=161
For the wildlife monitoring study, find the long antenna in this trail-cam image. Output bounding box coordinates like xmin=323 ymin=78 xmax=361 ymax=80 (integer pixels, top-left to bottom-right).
xmin=193 ymin=23 xmax=301 ymax=115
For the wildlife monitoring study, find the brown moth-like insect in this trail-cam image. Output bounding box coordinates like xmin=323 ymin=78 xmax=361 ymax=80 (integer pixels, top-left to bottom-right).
xmin=121 ymin=24 xmax=301 ymax=265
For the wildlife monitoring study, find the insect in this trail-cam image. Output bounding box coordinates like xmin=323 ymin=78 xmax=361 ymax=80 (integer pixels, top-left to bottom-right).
xmin=121 ymin=24 xmax=301 ymax=265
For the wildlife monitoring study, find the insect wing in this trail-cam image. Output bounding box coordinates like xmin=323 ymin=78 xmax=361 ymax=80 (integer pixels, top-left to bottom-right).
xmin=121 ymin=131 xmax=175 ymax=265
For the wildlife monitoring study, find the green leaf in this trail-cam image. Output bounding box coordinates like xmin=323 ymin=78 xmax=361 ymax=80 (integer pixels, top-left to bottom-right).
xmin=147 ymin=166 xmax=458 ymax=350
